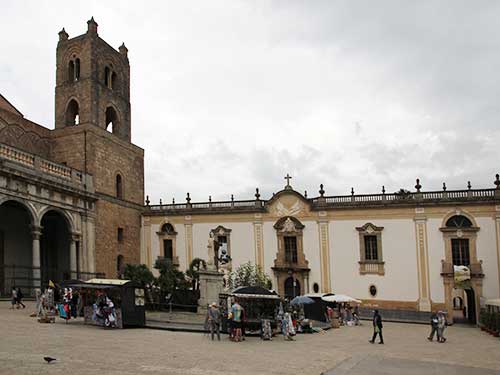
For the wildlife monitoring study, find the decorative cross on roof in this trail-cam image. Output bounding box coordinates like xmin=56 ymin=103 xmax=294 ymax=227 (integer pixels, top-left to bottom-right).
xmin=284 ymin=173 xmax=292 ymax=187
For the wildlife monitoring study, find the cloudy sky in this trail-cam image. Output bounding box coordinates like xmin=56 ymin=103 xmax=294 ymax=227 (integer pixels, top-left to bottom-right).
xmin=1 ymin=1 xmax=499 ymax=203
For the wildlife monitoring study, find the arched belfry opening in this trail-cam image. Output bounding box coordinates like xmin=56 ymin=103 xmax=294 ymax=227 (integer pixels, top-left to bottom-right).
xmin=68 ymin=61 xmax=75 ymax=82
xmin=40 ymin=210 xmax=71 ymax=283
xmin=0 ymin=201 xmax=33 ymax=295
xmin=65 ymin=99 xmax=79 ymax=126
xmin=75 ymin=58 xmax=80 ymax=81
xmin=116 ymin=174 xmax=123 ymax=199
xmin=105 ymin=106 xmax=120 ymax=134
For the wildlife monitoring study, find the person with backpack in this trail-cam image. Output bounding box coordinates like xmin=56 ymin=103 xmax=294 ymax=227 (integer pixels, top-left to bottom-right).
xmin=369 ymin=310 xmax=384 ymax=344
xmin=16 ymin=287 xmax=26 ymax=309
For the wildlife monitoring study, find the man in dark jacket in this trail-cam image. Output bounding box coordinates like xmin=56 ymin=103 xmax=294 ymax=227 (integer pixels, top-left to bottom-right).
xmin=427 ymin=311 xmax=439 ymax=341
xmin=369 ymin=310 xmax=384 ymax=344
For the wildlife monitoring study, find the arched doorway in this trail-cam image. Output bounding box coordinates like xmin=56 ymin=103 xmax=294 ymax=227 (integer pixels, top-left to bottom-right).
xmin=40 ymin=210 xmax=71 ymax=284
xmin=284 ymin=276 xmax=301 ymax=299
xmin=0 ymin=200 xmax=33 ymax=295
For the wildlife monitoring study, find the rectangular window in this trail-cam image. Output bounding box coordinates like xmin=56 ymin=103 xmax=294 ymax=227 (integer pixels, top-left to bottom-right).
xmin=364 ymin=235 xmax=378 ymax=261
xmin=117 ymin=228 xmax=124 ymax=242
xmin=284 ymin=236 xmax=298 ymax=263
xmin=451 ymin=238 xmax=470 ymax=266
xmin=163 ymin=239 xmax=173 ymax=261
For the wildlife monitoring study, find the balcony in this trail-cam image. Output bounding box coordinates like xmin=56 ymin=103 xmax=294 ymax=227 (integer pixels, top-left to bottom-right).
xmin=156 ymin=256 xmax=180 ymax=267
xmin=359 ymin=261 xmax=385 ymax=275
xmin=440 ymin=261 xmax=484 ymax=278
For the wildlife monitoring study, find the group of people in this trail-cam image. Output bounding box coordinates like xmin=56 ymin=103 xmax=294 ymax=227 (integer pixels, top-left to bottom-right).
xmin=92 ymin=292 xmax=117 ymax=327
xmin=58 ymin=288 xmax=80 ymax=322
xmin=9 ymin=287 xmax=26 ymax=309
xmin=205 ymin=299 xmax=245 ymax=342
xmin=428 ymin=310 xmax=447 ymax=343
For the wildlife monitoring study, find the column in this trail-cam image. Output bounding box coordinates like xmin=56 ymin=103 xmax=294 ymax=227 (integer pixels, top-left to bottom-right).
xmin=69 ymin=234 xmax=79 ymax=279
xmin=253 ymin=214 xmax=264 ymax=268
xmin=495 ymin=210 xmax=500 ymax=294
xmin=317 ymin=215 xmax=331 ymax=293
xmin=414 ymin=215 xmax=432 ymax=311
xmin=31 ymin=225 xmax=42 ymax=290
xmin=184 ymin=216 xmax=193 ymax=269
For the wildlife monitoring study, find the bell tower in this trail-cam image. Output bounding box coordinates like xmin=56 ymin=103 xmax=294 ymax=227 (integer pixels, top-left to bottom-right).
xmin=51 ymin=19 xmax=144 ymax=279
xmin=55 ymin=17 xmax=131 ymax=142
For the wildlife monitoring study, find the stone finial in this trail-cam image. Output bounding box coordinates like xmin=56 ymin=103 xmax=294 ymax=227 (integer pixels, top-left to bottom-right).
xmin=442 ymin=182 xmax=447 ymax=191
xmin=231 ymin=194 xmax=234 ymax=202
xmin=304 ymin=190 xmax=308 ymax=198
xmin=87 ymin=17 xmax=98 ymax=35
xmin=209 ymin=195 xmax=212 ymax=202
xmin=415 ymin=178 xmax=422 ymax=193
xmin=145 ymin=195 xmax=150 ymax=206
xmin=159 ymin=198 xmax=163 ymax=206
xmin=255 ymin=188 xmax=260 ymax=200
xmin=467 ymin=181 xmax=472 ymax=190
xmin=351 ymin=187 xmax=355 ymax=196
xmin=382 ymin=186 xmax=386 ymax=194
xmin=186 ymin=192 xmax=191 ymax=203
xmin=119 ymin=42 xmax=128 ymax=58
xmin=495 ymin=174 xmax=500 ymax=189
xmin=58 ymin=28 xmax=69 ymax=41
xmin=172 ymin=198 xmax=175 ymax=204
xmin=319 ymin=184 xmax=325 ymax=197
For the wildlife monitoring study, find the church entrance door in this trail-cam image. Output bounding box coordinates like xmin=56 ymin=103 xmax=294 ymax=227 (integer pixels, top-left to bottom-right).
xmin=284 ymin=276 xmax=301 ymax=299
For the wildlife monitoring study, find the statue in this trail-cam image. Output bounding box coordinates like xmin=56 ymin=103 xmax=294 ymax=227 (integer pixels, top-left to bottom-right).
xmin=206 ymin=232 xmax=217 ymax=271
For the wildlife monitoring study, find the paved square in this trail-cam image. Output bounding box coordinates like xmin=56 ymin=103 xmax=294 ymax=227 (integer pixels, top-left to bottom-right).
xmin=0 ymin=302 xmax=499 ymax=375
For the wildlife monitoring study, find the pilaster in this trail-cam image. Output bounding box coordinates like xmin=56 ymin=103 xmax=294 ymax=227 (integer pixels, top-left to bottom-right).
xmin=317 ymin=212 xmax=331 ymax=293
xmin=184 ymin=215 xmax=193 ymax=269
xmin=495 ymin=206 xmax=500 ymax=294
xmin=414 ymin=209 xmax=431 ymax=311
xmin=253 ymin=214 xmax=264 ymax=268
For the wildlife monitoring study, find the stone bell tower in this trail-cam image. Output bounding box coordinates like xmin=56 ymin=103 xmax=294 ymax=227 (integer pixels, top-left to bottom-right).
xmin=54 ymin=17 xmax=131 ymax=142
xmin=51 ymin=18 xmax=144 ymax=279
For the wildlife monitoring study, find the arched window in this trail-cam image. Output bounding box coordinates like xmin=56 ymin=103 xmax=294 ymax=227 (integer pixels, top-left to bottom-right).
xmin=68 ymin=61 xmax=75 ymax=82
xmin=161 ymin=223 xmax=175 ymax=234
xmin=116 ymin=174 xmax=123 ymax=199
xmin=111 ymin=71 xmax=117 ymax=90
xmin=75 ymin=58 xmax=80 ymax=81
xmin=446 ymin=215 xmax=473 ymax=228
xmin=104 ymin=66 xmax=110 ymax=87
xmin=105 ymin=106 xmax=119 ymax=133
xmin=65 ymin=99 xmax=79 ymax=126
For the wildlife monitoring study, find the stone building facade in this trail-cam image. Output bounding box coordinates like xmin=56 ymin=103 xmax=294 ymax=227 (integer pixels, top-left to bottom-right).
xmin=142 ymin=177 xmax=500 ymax=323
xmin=0 ymin=19 xmax=144 ymax=294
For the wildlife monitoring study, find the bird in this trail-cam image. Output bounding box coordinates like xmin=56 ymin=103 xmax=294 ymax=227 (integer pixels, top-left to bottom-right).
xmin=43 ymin=357 xmax=56 ymax=364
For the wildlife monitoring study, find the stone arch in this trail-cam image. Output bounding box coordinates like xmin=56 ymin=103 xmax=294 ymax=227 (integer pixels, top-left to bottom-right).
xmin=115 ymin=172 xmax=123 ymax=199
xmin=0 ymin=197 xmax=37 ymax=225
xmin=441 ymin=209 xmax=478 ymax=229
xmin=105 ymin=105 xmax=121 ymax=134
xmin=37 ymin=206 xmax=76 ymax=234
xmin=65 ymin=98 xmax=80 ymax=126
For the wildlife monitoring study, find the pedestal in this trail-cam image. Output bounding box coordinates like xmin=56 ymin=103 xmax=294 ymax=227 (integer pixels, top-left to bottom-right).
xmin=198 ymin=269 xmax=224 ymax=313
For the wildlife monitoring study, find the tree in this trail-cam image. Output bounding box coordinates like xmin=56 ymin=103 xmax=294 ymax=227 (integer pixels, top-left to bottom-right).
xmin=228 ymin=262 xmax=272 ymax=291
xmin=154 ymin=259 xmax=190 ymax=298
xmin=123 ymin=264 xmax=154 ymax=287
xmin=185 ymin=257 xmax=206 ymax=291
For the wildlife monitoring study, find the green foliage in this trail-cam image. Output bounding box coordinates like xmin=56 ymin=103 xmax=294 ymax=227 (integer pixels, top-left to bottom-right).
xmin=228 ymin=262 xmax=272 ymax=291
xmin=185 ymin=257 xmax=206 ymax=291
xmin=123 ymin=264 xmax=154 ymax=287
xmin=154 ymin=259 xmax=190 ymax=296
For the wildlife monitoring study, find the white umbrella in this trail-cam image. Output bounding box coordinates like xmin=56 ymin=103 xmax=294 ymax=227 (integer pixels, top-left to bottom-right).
xmin=321 ymin=294 xmax=362 ymax=304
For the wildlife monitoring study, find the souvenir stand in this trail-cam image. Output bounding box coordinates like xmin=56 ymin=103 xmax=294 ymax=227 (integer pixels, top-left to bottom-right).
xmin=219 ymin=286 xmax=282 ymax=334
xmin=62 ymin=278 xmax=145 ymax=328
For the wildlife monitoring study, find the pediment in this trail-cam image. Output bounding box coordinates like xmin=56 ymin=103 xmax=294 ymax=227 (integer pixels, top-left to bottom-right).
xmin=266 ymin=190 xmax=310 ymax=218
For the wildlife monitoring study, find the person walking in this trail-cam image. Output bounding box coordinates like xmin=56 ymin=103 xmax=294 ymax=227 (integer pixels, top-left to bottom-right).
xmin=437 ymin=311 xmax=447 ymax=343
xmin=428 ymin=311 xmax=439 ymax=342
xmin=16 ymin=287 xmax=26 ymax=309
xmin=207 ymin=302 xmax=221 ymax=341
xmin=10 ymin=287 xmax=17 ymax=309
xmin=369 ymin=310 xmax=384 ymax=344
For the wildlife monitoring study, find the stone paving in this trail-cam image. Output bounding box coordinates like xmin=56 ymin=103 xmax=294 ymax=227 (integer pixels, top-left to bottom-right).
xmin=1 ymin=302 xmax=499 ymax=375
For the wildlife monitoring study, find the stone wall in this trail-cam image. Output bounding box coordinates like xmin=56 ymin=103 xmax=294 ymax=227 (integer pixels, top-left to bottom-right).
xmin=0 ymin=109 xmax=52 ymax=158
xmin=95 ymin=199 xmax=141 ymax=278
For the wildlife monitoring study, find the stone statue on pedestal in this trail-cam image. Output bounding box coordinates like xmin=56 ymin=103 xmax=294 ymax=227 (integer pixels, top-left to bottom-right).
xmin=206 ymin=232 xmax=217 ymax=271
